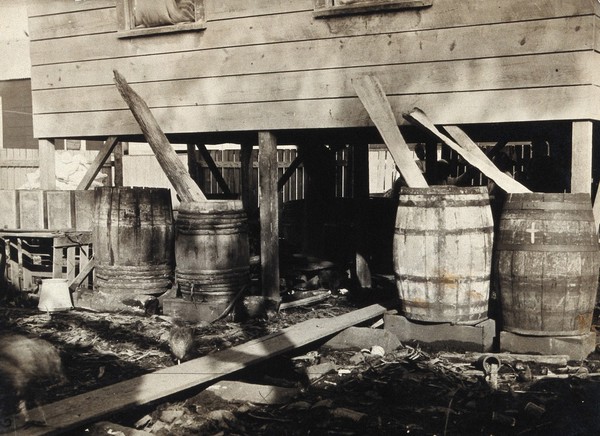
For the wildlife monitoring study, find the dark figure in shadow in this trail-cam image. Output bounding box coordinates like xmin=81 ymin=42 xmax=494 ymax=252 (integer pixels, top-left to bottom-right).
xmin=523 ymin=139 xmax=566 ymax=193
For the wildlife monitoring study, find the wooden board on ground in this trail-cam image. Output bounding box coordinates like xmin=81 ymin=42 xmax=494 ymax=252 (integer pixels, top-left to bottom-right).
xmin=21 ymin=304 xmax=387 ymax=436
xmin=404 ymin=109 xmax=530 ymax=193
xmin=352 ymin=76 xmax=428 ymax=188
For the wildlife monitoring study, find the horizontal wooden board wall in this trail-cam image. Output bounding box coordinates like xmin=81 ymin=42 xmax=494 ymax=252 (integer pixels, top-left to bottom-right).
xmin=27 ymin=0 xmax=600 ymax=137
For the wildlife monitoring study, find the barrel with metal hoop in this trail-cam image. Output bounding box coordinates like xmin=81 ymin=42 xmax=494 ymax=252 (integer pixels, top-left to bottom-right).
xmin=175 ymin=200 xmax=250 ymax=308
xmin=495 ymin=193 xmax=600 ymax=336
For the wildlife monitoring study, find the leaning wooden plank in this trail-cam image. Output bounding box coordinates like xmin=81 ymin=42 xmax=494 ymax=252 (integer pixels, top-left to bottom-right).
xmin=113 ymin=70 xmax=206 ymax=202
xmin=405 ymin=108 xmax=531 ymax=194
xmin=352 ymin=76 xmax=428 ymax=188
xmin=593 ymin=187 xmax=600 ymax=235
xmin=68 ymin=258 xmax=95 ymax=291
xmin=21 ymin=304 xmax=387 ymax=436
xmin=76 ymin=137 xmax=119 ymax=190
xmin=195 ymin=144 xmax=232 ymax=195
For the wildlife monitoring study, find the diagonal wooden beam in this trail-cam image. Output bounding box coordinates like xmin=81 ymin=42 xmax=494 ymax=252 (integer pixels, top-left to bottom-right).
xmin=114 ymin=70 xmax=206 ymax=202
xmin=277 ymin=151 xmax=304 ymax=192
xmin=352 ymin=75 xmax=428 ymax=188
xmin=195 ymin=143 xmax=232 ymax=195
xmin=68 ymin=258 xmax=95 ymax=291
xmin=405 ymin=109 xmax=530 ymax=194
xmin=77 ymin=137 xmax=119 ymax=190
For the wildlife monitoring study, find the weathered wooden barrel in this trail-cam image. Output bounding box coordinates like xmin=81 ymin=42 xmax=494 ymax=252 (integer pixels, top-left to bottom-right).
xmin=175 ymin=200 xmax=250 ymax=306
xmin=394 ymin=186 xmax=494 ymax=323
xmin=93 ymin=187 xmax=174 ymax=296
xmin=495 ymin=193 xmax=600 ymax=336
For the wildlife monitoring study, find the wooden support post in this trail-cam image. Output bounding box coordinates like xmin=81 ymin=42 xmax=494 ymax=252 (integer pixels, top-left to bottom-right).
xmin=114 ymin=70 xmax=206 ymax=202
xmin=113 ymin=141 xmax=124 ymax=187
xmin=258 ymin=131 xmax=280 ymax=304
xmin=39 ymin=139 xmax=56 ymax=190
xmin=351 ymin=142 xmax=372 ymax=288
xmin=571 ymin=120 xmax=593 ymax=194
xmin=77 ymin=137 xmax=119 ymax=190
xmin=196 ymin=143 xmax=232 ymax=195
xmin=240 ymin=142 xmax=256 ymax=216
xmin=187 ymin=143 xmax=200 ymax=185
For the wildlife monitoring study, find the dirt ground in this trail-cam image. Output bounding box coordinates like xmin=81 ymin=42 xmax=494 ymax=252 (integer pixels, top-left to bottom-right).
xmin=2 ymin=283 xmax=600 ymax=436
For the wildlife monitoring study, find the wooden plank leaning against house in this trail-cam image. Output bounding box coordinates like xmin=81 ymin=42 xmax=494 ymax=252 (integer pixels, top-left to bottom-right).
xmin=27 ymin=0 xmax=600 ymax=139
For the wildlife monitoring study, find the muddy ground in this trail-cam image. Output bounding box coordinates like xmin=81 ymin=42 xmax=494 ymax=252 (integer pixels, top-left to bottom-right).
xmin=2 ymin=283 xmax=600 ymax=436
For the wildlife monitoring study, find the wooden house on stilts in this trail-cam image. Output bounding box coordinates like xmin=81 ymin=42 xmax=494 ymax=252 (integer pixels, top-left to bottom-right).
xmin=25 ymin=0 xmax=600 ymax=305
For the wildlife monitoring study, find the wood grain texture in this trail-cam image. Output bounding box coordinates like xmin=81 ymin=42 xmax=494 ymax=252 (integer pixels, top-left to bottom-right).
xmin=30 ymin=16 xmax=593 ymax=77
xmin=113 ymin=70 xmax=206 ymax=202
xmin=353 ymin=76 xmax=427 ymax=187
xmin=31 ymin=52 xmax=600 ymax=113
xmin=19 ymin=303 xmax=387 ymax=435
xmin=32 ymin=85 xmax=600 ymax=139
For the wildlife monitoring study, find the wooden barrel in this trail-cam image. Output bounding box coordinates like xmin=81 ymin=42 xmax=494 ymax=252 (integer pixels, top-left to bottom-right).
xmin=495 ymin=193 xmax=600 ymax=336
xmin=394 ymin=186 xmax=494 ymax=323
xmin=175 ymin=200 xmax=250 ymax=306
xmin=93 ymin=187 xmax=174 ymax=296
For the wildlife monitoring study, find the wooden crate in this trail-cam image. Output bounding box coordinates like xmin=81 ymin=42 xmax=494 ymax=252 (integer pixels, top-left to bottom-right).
xmin=0 ymin=189 xmax=95 ymax=291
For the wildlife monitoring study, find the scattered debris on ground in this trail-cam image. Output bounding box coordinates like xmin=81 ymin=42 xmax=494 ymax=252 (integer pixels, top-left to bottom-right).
xmin=2 ymin=287 xmax=600 ymax=435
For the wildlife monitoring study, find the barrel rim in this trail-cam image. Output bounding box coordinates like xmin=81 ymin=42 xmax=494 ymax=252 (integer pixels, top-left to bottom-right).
xmin=179 ymin=200 xmax=244 ymax=213
xmin=399 ymin=186 xmax=488 ymax=195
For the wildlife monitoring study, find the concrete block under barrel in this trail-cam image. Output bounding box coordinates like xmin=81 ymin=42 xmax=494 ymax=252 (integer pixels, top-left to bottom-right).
xmin=494 ymin=193 xmax=600 ymax=336
xmin=175 ymin=200 xmax=250 ymax=315
xmin=393 ymin=186 xmax=494 ymax=324
xmin=92 ymin=187 xmax=175 ymax=309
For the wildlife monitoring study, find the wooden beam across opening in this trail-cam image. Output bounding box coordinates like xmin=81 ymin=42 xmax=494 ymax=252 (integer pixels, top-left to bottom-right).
xmin=277 ymin=151 xmax=304 ymax=192
xmin=76 ymin=136 xmax=119 ymax=190
xmin=20 ymin=304 xmax=387 ymax=436
xmin=195 ymin=143 xmax=232 ymax=195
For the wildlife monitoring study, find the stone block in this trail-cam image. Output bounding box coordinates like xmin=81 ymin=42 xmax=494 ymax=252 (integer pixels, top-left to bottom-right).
xmin=322 ymin=326 xmax=401 ymax=353
xmin=384 ymin=313 xmax=496 ymax=352
xmin=499 ymin=330 xmax=596 ymax=361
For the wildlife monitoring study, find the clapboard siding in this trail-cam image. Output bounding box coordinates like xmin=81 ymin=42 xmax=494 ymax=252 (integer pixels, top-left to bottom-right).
xmin=32 ymin=85 xmax=600 ymax=139
xmin=27 ymin=0 xmax=600 ymax=138
xmin=31 ymin=16 xmax=593 ymax=90
xmin=31 ymin=52 xmax=600 ymax=114
xmin=29 ymin=5 xmax=595 ymax=66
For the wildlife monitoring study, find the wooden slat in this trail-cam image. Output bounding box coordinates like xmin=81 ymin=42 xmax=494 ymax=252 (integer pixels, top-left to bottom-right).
xmin=68 ymin=257 xmax=95 ymax=291
xmin=28 ymin=1 xmax=595 ymax=64
xmin=28 ymin=7 xmax=116 ymax=40
xmin=406 ymin=110 xmax=530 ymax=193
xmin=113 ymin=70 xmax=206 ymax=202
xmin=0 ymin=190 xmax=19 ymax=229
xmin=33 ymin=85 xmax=600 ymax=139
xmin=46 ymin=191 xmax=73 ymax=230
xmin=21 ymin=303 xmax=387 ymax=436
xmin=259 ymin=131 xmax=280 ymax=301
xmin=72 ymin=190 xmax=95 ymax=231
xmin=196 ymin=144 xmax=232 ymax=195
xmin=38 ymin=140 xmax=56 ymax=190
xmin=31 ymin=51 xmax=598 ymax=111
xmin=28 ymin=0 xmax=115 ymax=17
xmin=31 ymin=17 xmax=594 ymax=89
xmin=571 ymin=121 xmax=594 ymax=194
xmin=76 ymin=136 xmax=119 ymax=190
xmin=353 ymin=76 xmax=427 ymax=188
xmin=19 ymin=190 xmax=45 ymax=229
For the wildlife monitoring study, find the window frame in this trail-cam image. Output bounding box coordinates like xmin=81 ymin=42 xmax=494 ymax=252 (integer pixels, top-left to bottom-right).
xmin=116 ymin=0 xmax=206 ymax=39
xmin=313 ymin=0 xmax=433 ymax=18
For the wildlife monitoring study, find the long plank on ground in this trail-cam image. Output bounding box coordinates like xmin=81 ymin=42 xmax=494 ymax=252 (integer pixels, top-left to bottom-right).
xmin=353 ymin=76 xmax=428 ymax=188
xmin=21 ymin=304 xmax=387 ymax=436
xmin=404 ymin=108 xmax=530 ymax=194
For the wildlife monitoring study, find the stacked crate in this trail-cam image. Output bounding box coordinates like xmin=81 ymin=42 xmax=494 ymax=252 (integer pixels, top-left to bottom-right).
xmin=0 ymin=190 xmax=94 ymax=292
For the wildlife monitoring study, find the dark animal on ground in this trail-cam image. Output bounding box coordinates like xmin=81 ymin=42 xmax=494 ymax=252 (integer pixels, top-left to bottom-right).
xmin=168 ymin=325 xmax=195 ymax=365
xmin=0 ymin=334 xmax=66 ymax=428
